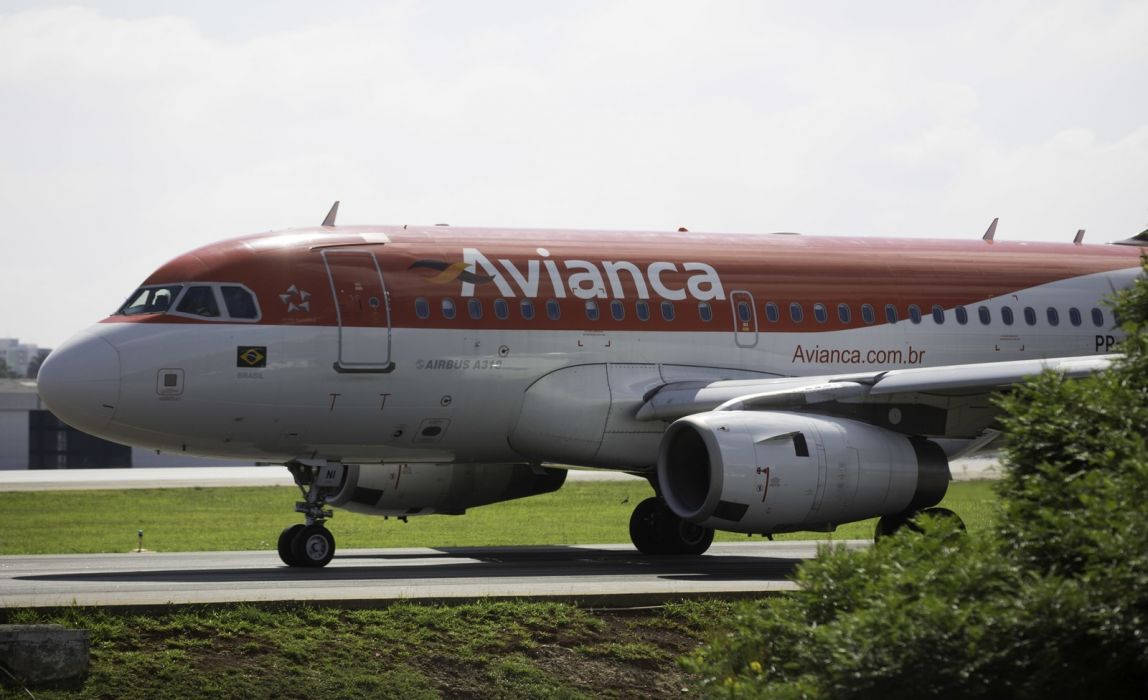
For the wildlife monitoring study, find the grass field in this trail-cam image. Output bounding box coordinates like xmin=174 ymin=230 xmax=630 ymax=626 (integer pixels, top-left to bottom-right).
xmin=1 ymin=600 xmax=740 ymax=698
xmin=0 ymin=480 xmax=998 ymax=555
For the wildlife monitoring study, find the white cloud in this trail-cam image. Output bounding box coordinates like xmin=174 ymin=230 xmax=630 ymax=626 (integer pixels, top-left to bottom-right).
xmin=1 ymin=1 xmax=1146 ymax=346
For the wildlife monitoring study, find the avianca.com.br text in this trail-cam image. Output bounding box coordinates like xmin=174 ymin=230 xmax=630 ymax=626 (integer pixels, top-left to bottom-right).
xmin=791 ymin=344 xmax=926 ymax=365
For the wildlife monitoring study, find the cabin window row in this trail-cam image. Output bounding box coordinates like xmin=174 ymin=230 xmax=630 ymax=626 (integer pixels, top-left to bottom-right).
xmin=415 ymin=297 xmax=681 ymax=322
xmin=413 ymin=297 xmax=1108 ymax=328
xmin=764 ymin=301 xmax=1106 ymax=328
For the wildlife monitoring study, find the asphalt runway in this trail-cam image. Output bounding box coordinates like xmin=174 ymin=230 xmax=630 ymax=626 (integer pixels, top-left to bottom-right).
xmin=0 ymin=541 xmax=867 ymax=608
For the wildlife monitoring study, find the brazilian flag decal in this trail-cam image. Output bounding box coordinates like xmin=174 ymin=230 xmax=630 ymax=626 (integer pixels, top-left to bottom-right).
xmin=237 ymin=346 xmax=267 ymax=368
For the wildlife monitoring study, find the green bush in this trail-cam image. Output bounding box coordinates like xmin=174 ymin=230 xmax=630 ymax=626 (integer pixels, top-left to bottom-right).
xmin=686 ymin=264 xmax=1148 ymax=698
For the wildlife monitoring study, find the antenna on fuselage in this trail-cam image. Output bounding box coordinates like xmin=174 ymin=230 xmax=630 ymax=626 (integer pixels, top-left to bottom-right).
xmin=322 ymin=201 xmax=340 ymax=227
xmin=982 ymin=217 xmax=998 ymax=241
xmin=1073 ymin=229 xmax=1086 ymax=245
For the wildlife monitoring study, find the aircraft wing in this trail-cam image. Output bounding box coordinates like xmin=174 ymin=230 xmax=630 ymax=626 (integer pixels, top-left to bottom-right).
xmin=634 ymin=354 xmax=1116 ymax=423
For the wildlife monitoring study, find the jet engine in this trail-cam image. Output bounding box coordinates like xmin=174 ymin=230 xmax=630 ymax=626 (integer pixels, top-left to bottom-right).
xmin=327 ymin=462 xmax=567 ymax=517
xmin=656 ymin=411 xmax=949 ymax=534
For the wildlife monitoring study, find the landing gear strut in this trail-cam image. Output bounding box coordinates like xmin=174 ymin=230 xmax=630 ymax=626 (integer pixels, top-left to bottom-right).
xmin=278 ymin=461 xmax=346 ymax=567
xmin=874 ymin=506 xmax=966 ymax=541
xmin=628 ymin=497 xmax=714 ymax=555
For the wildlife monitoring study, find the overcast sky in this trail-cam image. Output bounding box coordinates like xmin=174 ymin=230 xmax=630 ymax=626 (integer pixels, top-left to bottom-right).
xmin=2 ymin=1 xmax=1146 ymax=348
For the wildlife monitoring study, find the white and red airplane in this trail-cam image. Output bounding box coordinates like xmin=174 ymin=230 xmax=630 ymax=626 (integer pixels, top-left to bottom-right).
xmin=37 ymin=204 xmax=1145 ymax=567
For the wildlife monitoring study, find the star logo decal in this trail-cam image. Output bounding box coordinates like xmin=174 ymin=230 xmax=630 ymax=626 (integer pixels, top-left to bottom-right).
xmin=279 ymin=285 xmax=311 ymax=313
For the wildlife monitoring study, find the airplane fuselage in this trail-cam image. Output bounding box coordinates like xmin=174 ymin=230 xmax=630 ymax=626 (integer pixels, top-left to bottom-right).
xmin=39 ymin=225 xmax=1142 ymax=470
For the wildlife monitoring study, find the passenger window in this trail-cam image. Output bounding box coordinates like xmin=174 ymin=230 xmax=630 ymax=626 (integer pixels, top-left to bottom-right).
xmin=765 ymin=302 xmax=779 ymax=323
xmin=661 ymin=301 xmax=675 ymax=321
xmin=931 ymin=305 xmax=944 ymax=324
xmin=1001 ymin=306 xmax=1014 ymax=325
xmin=699 ymin=302 xmax=713 ymax=322
xmin=861 ymin=304 xmax=875 ymax=324
xmin=520 ymin=299 xmax=534 ymax=320
xmin=1047 ymin=307 xmax=1059 ymax=326
xmin=221 ymin=286 xmax=258 ymax=319
xmin=468 ymin=298 xmax=483 ymax=320
xmin=414 ymin=297 xmax=430 ymax=320
xmin=611 ymin=300 xmax=625 ymax=321
xmin=1091 ymin=308 xmax=1104 ymax=327
xmin=1069 ymin=307 xmax=1082 ymax=326
xmin=978 ymin=306 xmax=991 ymax=325
xmin=546 ymin=299 xmax=560 ymax=320
xmin=441 ymin=298 xmax=457 ymax=320
xmin=177 ymin=286 xmax=220 ymax=317
xmin=736 ymin=301 xmax=749 ymax=322
xmin=955 ymin=306 xmax=968 ymax=325
xmin=908 ymin=305 xmax=922 ymax=324
xmin=838 ymin=303 xmax=851 ymax=324
xmin=118 ymin=285 xmax=183 ymax=315
xmin=789 ymin=302 xmax=804 ymax=323
xmin=1023 ymin=306 xmax=1037 ymax=326
xmin=494 ymin=298 xmax=509 ymax=320
xmin=884 ymin=304 xmax=898 ymax=324
xmin=585 ymin=300 xmax=599 ymax=321
xmin=813 ymin=303 xmax=828 ymax=323
xmin=635 ymin=300 xmax=650 ymax=322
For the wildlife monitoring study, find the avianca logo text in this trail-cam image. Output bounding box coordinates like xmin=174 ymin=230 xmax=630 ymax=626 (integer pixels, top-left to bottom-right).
xmin=412 ymin=247 xmax=725 ymax=301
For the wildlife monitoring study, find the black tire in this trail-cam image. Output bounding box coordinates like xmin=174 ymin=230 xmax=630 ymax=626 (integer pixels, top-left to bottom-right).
xmin=630 ymin=497 xmax=670 ymax=554
xmin=874 ymin=515 xmax=908 ymax=541
xmin=921 ymin=507 xmax=967 ymax=533
xmin=278 ymin=524 xmax=305 ymax=566
xmin=290 ymin=524 xmax=336 ymax=568
xmin=629 ymin=497 xmax=715 ymax=555
xmin=875 ymin=508 xmax=966 ymax=542
xmin=673 ymin=519 xmax=715 ymax=556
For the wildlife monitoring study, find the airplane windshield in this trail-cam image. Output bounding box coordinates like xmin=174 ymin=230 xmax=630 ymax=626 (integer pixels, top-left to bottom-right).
xmin=117 ymin=285 xmax=183 ymax=316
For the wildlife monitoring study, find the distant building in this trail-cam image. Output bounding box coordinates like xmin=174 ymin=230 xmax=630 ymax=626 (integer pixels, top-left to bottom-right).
xmin=0 ymin=338 xmax=39 ymax=377
xmin=0 ymin=379 xmax=248 ymax=469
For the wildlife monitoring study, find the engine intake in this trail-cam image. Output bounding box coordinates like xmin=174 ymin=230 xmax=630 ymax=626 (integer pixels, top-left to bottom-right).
xmin=657 ymin=411 xmax=949 ymax=534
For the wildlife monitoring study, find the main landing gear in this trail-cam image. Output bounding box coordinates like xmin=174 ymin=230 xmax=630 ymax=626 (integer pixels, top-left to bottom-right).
xmin=278 ymin=461 xmax=346 ymax=567
xmin=628 ymin=497 xmax=715 ymax=555
xmin=874 ymin=506 xmax=966 ymax=541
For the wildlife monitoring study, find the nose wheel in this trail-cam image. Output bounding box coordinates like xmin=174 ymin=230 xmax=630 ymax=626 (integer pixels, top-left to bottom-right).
xmin=278 ymin=461 xmax=346 ymax=568
xmin=629 ymin=497 xmax=714 ymax=555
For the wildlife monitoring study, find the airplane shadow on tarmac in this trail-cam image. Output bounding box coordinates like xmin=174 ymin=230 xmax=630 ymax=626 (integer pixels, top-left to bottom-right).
xmin=17 ymin=545 xmax=804 ymax=585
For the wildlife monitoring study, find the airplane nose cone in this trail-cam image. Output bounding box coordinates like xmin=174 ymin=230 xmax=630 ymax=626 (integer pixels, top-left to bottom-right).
xmin=37 ymin=332 xmax=121 ymax=433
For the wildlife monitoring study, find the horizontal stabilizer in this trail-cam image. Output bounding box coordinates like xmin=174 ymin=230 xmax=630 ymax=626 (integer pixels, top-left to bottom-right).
xmin=1113 ymin=228 xmax=1148 ymax=247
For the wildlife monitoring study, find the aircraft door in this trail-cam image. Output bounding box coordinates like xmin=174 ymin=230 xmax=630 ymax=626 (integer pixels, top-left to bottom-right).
xmin=322 ymin=249 xmax=395 ymax=373
xmin=729 ymin=290 xmax=759 ymax=348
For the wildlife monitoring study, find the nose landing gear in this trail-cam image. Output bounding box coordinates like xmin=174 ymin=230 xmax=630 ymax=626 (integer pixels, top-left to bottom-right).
xmin=278 ymin=461 xmax=346 ymax=567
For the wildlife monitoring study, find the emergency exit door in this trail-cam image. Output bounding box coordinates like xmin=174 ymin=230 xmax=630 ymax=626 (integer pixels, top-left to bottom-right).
xmin=729 ymin=290 xmax=759 ymax=348
xmin=322 ymin=249 xmax=394 ymax=373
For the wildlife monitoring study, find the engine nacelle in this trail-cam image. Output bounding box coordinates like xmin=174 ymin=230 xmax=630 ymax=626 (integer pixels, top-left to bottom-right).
xmin=328 ymin=462 xmax=567 ymax=517
xmin=656 ymin=411 xmax=950 ymax=534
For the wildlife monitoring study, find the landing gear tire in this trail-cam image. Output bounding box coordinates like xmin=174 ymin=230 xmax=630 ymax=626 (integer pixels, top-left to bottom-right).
xmin=629 ymin=497 xmax=714 ymax=555
xmin=874 ymin=507 xmax=966 ymax=541
xmin=278 ymin=524 xmax=305 ymax=566
xmin=290 ymin=524 xmax=336 ymax=568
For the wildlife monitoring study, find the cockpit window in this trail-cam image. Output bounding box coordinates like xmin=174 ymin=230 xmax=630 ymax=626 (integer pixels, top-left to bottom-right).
xmin=221 ymin=286 xmax=259 ymax=319
xmin=118 ymin=285 xmax=182 ymax=315
xmin=176 ymin=286 xmax=221 ymax=317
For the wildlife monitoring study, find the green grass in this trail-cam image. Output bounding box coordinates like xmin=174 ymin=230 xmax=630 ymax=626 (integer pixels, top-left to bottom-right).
xmin=0 ymin=480 xmax=998 ymax=555
xmin=1 ymin=600 xmax=737 ymax=698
